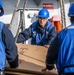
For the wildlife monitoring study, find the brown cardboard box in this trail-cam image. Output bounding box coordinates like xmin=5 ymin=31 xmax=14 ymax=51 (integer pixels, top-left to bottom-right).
xmin=6 ymin=43 xmax=58 ymax=75
xmin=16 ymin=43 xmax=48 ymax=67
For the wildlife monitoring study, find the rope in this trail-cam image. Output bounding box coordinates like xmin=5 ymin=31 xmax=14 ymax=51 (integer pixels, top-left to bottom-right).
xmin=59 ymin=0 xmax=64 ymax=28
xmin=15 ymin=0 xmax=28 ymax=42
xmin=59 ymin=0 xmax=66 ymax=28
xmin=9 ymin=0 xmax=20 ymax=29
xmin=62 ymin=0 xmax=66 ymax=28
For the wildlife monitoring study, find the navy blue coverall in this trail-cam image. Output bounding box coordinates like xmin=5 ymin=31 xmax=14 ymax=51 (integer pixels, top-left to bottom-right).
xmin=2 ymin=24 xmax=18 ymax=68
xmin=17 ymin=20 xmax=57 ymax=46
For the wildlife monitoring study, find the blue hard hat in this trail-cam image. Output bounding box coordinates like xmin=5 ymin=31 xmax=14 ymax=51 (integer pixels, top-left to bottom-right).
xmin=68 ymin=3 xmax=74 ymax=16
xmin=38 ymin=8 xmax=49 ymax=18
xmin=0 ymin=0 xmax=4 ymax=16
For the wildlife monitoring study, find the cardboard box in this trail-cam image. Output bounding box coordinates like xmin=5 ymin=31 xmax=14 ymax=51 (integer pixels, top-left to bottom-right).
xmin=6 ymin=43 xmax=58 ymax=74
xmin=16 ymin=43 xmax=48 ymax=67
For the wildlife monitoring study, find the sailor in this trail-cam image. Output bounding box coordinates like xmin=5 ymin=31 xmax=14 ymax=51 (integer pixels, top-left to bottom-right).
xmin=0 ymin=0 xmax=19 ymax=74
xmin=42 ymin=3 xmax=74 ymax=75
xmin=17 ymin=8 xmax=57 ymax=48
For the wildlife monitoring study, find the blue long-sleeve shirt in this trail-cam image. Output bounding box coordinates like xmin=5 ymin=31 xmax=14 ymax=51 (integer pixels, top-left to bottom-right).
xmin=46 ymin=23 xmax=74 ymax=74
xmin=17 ymin=21 xmax=57 ymax=46
xmin=2 ymin=24 xmax=18 ymax=68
